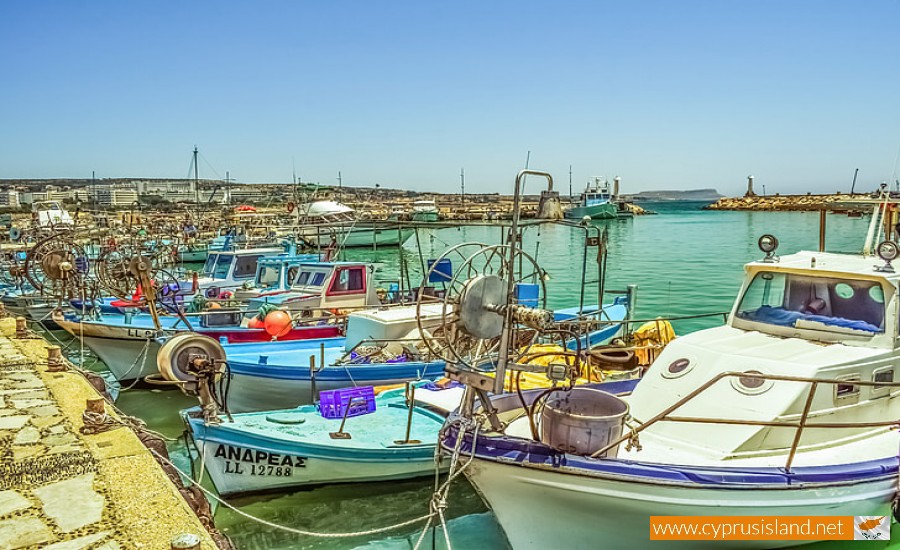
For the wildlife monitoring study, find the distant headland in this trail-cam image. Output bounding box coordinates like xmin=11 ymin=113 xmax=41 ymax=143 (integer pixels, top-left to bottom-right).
xmin=623 ymin=189 xmax=724 ymax=202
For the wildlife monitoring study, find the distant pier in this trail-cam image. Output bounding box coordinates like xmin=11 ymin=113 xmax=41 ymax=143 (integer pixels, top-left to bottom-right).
xmin=705 ymin=193 xmax=876 ymax=213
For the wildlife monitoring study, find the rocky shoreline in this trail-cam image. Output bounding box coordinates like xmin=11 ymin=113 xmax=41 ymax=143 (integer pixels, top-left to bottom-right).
xmin=705 ymin=193 xmax=875 ymax=212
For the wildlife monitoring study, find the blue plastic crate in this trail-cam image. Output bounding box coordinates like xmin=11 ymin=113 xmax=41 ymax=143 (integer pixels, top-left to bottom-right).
xmin=515 ymin=283 xmax=540 ymax=308
xmin=427 ymin=259 xmax=453 ymax=283
xmin=318 ymin=386 xmax=377 ymax=419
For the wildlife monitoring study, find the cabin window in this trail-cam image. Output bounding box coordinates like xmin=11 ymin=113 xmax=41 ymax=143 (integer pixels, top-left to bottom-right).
xmin=256 ymin=265 xmax=280 ymax=288
xmin=203 ymin=254 xmax=219 ymax=275
xmin=212 ymin=257 xmax=231 ymax=279
xmin=661 ymin=357 xmax=695 ymax=379
xmin=872 ymin=367 xmax=894 ymax=399
xmin=735 ymin=272 xmax=885 ymax=335
xmin=329 ymin=267 xmax=365 ymax=294
xmin=730 ymin=370 xmax=773 ymax=395
xmin=834 ymin=374 xmax=860 ymax=403
xmin=233 ymin=255 xmax=262 ymax=279
xmin=286 ymin=267 xmax=299 ymax=285
xmin=310 ymin=272 xmax=327 ymax=286
xmin=295 ymin=271 xmax=311 ymax=286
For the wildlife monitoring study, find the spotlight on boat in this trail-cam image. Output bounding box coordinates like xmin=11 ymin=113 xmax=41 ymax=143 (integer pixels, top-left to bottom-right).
xmin=582 ymin=215 xmax=591 ymax=225
xmin=875 ymin=240 xmax=899 ymax=273
xmin=758 ymin=234 xmax=779 ymax=263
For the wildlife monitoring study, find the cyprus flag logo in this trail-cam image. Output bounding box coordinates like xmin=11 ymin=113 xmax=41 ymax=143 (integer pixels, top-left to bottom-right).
xmin=854 ymin=516 xmax=890 ymax=540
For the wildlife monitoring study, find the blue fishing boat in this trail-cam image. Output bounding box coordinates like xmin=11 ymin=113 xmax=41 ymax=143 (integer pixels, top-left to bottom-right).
xmin=182 ymin=382 xmax=457 ymax=496
xmin=221 ymin=331 xmax=447 ymax=412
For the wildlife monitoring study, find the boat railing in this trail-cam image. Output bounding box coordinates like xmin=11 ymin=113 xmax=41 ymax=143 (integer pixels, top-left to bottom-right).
xmin=588 ymin=370 xmax=900 ymax=471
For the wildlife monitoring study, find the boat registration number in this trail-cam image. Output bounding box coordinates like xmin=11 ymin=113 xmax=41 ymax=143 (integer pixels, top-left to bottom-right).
xmin=214 ymin=444 xmax=307 ymax=477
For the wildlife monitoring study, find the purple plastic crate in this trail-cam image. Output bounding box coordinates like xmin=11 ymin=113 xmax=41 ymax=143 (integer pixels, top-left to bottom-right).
xmin=318 ymin=386 xmax=377 ymax=419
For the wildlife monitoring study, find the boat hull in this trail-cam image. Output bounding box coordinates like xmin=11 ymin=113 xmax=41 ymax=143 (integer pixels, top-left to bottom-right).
xmin=226 ymin=361 xmax=447 ymax=412
xmin=300 ymin=227 xmax=414 ymax=248
xmin=564 ymin=203 xmax=618 ymax=220
xmin=56 ymin=318 xmax=342 ymax=382
xmin=186 ymin=401 xmax=445 ymax=496
xmin=193 ymin=436 xmax=440 ymax=495
xmin=464 ymin=457 xmax=894 ymax=549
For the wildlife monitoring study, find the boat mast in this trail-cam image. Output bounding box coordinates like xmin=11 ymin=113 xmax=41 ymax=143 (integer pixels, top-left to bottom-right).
xmin=460 ymin=168 xmax=465 ymax=207
xmin=192 ymin=146 xmax=200 ymax=205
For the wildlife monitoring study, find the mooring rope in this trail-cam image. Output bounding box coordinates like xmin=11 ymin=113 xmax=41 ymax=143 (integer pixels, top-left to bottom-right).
xmin=412 ymin=416 xmax=481 ymax=550
xmin=149 ymin=448 xmax=436 ymax=538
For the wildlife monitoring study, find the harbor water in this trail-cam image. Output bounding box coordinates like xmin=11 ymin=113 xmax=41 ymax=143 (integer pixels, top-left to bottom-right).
xmin=45 ymin=201 xmax=876 ymax=549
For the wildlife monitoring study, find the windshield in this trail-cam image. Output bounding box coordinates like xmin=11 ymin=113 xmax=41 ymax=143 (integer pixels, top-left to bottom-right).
xmin=735 ymin=271 xmax=885 ymax=334
xmin=255 ymin=265 xmax=280 ymax=288
xmin=203 ymin=254 xmax=219 ymax=276
xmin=213 ymin=256 xmax=232 ymax=279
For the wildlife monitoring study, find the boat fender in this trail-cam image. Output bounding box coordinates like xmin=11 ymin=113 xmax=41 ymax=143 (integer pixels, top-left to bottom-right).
xmin=589 ymin=347 xmax=636 ymax=370
xmin=894 ymin=494 xmax=900 ymax=523
xmin=287 ymin=202 xmax=296 ymax=213
xmin=107 ymin=237 xmax=117 ymax=248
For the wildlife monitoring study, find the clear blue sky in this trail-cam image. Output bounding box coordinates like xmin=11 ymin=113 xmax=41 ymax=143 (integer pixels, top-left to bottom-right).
xmin=2 ymin=1 xmax=898 ymax=196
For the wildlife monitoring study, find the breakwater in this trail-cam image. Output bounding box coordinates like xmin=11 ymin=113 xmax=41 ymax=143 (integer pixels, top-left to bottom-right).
xmin=706 ymin=193 xmax=875 ymax=212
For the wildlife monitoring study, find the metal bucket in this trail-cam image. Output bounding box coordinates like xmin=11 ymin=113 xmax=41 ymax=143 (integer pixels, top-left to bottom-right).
xmin=540 ymin=388 xmax=628 ymax=457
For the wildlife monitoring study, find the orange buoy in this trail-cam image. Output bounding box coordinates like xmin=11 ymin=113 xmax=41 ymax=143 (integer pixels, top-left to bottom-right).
xmin=264 ymin=310 xmax=292 ymax=338
xmin=208 ymin=302 xmax=222 ymax=310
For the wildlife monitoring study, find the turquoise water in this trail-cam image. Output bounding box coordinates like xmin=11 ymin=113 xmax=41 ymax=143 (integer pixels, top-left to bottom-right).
xmin=51 ymin=203 xmax=878 ymax=549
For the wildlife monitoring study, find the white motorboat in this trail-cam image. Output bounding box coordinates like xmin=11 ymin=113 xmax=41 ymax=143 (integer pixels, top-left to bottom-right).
xmin=445 ymin=235 xmax=900 ymax=548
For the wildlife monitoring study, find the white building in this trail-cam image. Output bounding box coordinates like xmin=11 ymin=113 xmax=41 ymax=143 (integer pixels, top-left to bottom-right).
xmin=0 ymin=189 xmax=20 ymax=208
xmin=95 ymin=184 xmax=139 ymax=207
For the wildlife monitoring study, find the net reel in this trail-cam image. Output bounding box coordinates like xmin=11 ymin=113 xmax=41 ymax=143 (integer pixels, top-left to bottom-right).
xmin=23 ymin=231 xmax=91 ymax=301
xmin=157 ymin=333 xmax=229 ymax=424
xmin=416 ymin=242 xmax=555 ymax=374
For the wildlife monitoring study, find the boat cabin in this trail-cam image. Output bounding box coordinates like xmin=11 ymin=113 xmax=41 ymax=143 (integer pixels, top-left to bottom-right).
xmin=246 ymin=261 xmax=379 ymax=317
xmin=623 ymin=246 xmax=900 ymax=463
xmin=581 ymin=178 xmax=612 ymax=207
xmin=197 ymin=247 xmax=286 ymax=296
xmin=32 ymin=200 xmax=73 ymax=228
xmin=233 ymin=253 xmax=323 ymax=300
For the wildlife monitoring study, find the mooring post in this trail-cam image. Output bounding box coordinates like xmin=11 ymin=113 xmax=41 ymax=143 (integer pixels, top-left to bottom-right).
xmin=47 ymin=345 xmax=66 ymax=372
xmin=15 ymin=317 xmax=27 ymax=338
xmin=818 ymin=209 xmax=826 ymax=252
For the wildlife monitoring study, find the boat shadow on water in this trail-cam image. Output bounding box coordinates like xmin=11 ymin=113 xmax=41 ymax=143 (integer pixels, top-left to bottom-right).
xmin=213 ymin=476 xmax=507 ymax=550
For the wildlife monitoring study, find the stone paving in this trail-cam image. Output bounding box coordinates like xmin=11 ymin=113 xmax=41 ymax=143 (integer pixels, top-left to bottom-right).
xmin=0 ymin=320 xmax=216 ymax=549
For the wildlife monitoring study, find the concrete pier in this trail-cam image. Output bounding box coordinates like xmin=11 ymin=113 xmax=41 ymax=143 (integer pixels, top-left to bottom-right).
xmin=0 ymin=318 xmax=217 ymax=549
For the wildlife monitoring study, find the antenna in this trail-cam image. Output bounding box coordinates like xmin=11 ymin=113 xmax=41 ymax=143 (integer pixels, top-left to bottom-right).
xmin=568 ymin=165 xmax=572 ymax=202
xmin=850 ymin=168 xmax=859 ymax=194
xmin=337 ymin=171 xmax=342 ymax=201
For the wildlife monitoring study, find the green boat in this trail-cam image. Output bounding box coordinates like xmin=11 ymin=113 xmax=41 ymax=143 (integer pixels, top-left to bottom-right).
xmin=410 ymin=199 xmax=440 ymax=222
xmin=564 ymin=177 xmax=618 ymax=220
